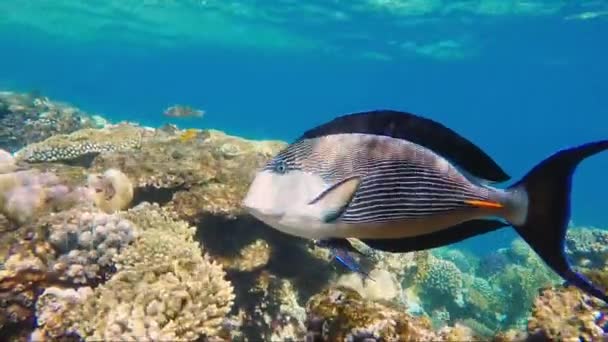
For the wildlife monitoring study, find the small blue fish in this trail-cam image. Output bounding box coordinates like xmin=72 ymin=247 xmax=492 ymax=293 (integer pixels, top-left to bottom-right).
xmin=594 ymin=311 xmax=608 ymax=333
xmin=316 ymin=239 xmax=374 ymax=281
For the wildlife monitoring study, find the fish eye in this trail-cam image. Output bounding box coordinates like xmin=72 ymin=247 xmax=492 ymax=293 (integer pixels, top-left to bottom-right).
xmin=274 ymin=160 xmax=287 ymax=174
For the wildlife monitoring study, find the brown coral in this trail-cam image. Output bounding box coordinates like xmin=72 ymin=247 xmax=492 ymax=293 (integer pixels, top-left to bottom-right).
xmin=527 ymin=286 xmax=607 ymax=340
xmin=305 ymin=286 xmax=474 ymax=341
xmin=218 ymin=238 xmax=271 ymax=272
xmin=70 ymin=203 xmax=235 ymax=341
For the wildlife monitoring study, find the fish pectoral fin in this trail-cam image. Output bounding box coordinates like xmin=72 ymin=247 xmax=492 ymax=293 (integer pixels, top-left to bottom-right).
xmin=361 ymin=219 xmax=509 ymax=253
xmin=308 ymin=176 xmax=361 ymax=222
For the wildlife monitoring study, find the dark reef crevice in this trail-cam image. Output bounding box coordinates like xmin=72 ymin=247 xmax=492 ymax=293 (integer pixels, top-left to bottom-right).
xmin=194 ymin=213 xmax=333 ymax=302
xmin=131 ymin=184 xmax=187 ymax=207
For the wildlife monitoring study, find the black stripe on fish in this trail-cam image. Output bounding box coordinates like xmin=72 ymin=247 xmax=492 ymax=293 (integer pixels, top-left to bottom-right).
xmin=297 ymin=110 xmax=510 ymax=183
xmin=339 ymin=161 xmax=489 ymax=223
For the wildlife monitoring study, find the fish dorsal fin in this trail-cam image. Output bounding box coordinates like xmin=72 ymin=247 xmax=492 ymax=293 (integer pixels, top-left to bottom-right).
xmin=309 ymin=177 xmax=361 ymax=222
xmin=299 ymin=110 xmax=510 ymax=183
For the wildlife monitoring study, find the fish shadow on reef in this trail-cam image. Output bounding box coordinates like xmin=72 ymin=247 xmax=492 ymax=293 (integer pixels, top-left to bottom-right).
xmin=194 ymin=213 xmax=333 ymax=301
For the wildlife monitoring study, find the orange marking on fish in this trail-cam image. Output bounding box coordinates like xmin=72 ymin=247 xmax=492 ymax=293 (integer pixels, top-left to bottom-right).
xmin=464 ymin=200 xmax=503 ymax=209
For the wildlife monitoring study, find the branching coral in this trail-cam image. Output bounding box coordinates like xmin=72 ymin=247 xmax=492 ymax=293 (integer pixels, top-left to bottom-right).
xmin=417 ymin=256 xmax=465 ymax=307
xmin=0 ymin=207 xmax=137 ymax=336
xmin=69 ymin=203 xmax=235 ymax=341
xmin=44 ymin=208 xmax=138 ymax=284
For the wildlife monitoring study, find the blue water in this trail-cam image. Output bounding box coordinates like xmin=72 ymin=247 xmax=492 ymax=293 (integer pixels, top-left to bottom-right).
xmin=1 ymin=1 xmax=607 ymax=254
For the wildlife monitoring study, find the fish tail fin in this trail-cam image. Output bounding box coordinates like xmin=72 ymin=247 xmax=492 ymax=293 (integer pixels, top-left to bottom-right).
xmin=507 ymin=140 xmax=608 ymax=303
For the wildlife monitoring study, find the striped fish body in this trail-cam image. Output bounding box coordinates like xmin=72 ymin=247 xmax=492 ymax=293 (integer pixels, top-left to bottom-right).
xmin=244 ymin=110 xmax=608 ymax=304
xmin=243 ymin=132 xmax=525 ymax=240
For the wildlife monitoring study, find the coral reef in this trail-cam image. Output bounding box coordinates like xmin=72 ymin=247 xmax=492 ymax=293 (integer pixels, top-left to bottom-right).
xmin=305 ymin=286 xmax=477 ymax=341
xmin=2 ymin=92 xmax=608 ymax=341
xmin=0 ymin=91 xmax=103 ymax=153
xmin=336 ymin=267 xmax=402 ymax=303
xmin=69 ymin=203 xmax=235 ymax=341
xmin=566 ymin=227 xmax=608 ymax=268
xmin=44 ymin=208 xmax=138 ymax=284
xmin=416 ymin=253 xmax=465 ymax=309
xmin=32 ymin=286 xmax=93 ymax=340
xmin=217 ymin=238 xmax=271 ymax=272
xmin=91 ymin=128 xmax=284 ymax=219
xmin=0 ymin=157 xmax=75 ymax=225
xmin=15 ymin=123 xmax=142 ymax=164
xmin=527 ymin=285 xmax=608 ymax=341
xmin=86 ymin=168 xmax=134 ymax=213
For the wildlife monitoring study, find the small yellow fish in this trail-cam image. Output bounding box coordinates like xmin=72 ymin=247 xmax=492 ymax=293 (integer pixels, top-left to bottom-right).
xmin=178 ymin=129 xmax=199 ymax=142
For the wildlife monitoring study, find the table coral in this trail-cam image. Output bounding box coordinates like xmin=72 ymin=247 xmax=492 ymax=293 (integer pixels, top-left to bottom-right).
xmin=15 ymin=123 xmax=142 ymax=163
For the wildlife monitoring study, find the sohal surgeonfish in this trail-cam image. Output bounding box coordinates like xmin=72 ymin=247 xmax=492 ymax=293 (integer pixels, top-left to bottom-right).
xmin=242 ymin=110 xmax=608 ymax=303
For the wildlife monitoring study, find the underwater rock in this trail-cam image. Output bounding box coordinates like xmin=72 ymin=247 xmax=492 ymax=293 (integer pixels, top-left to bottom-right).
xmin=0 ymin=91 xmax=102 ymax=153
xmin=16 ymin=124 xmax=283 ymax=222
